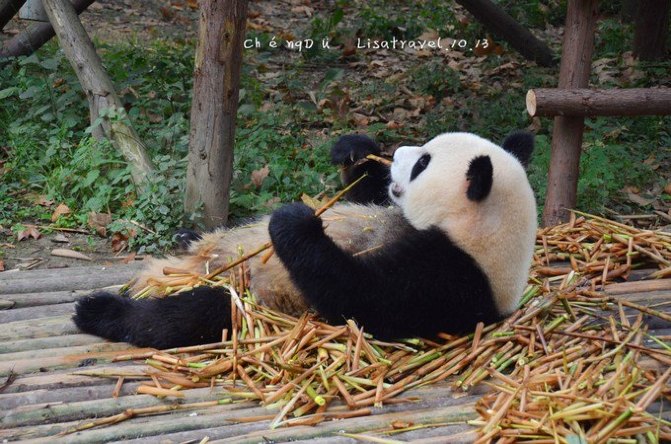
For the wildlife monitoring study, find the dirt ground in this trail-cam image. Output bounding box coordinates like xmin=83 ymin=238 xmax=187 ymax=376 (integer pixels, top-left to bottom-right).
xmin=0 ymin=229 xmax=142 ymax=271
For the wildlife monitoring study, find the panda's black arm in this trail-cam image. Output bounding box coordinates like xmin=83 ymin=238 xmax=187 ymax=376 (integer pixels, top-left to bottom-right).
xmin=268 ymin=203 xmax=500 ymax=339
xmin=331 ymin=135 xmax=391 ymax=205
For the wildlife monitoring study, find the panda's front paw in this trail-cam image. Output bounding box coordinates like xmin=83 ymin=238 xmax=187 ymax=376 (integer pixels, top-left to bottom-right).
xmin=269 ymin=203 xmax=323 ymax=246
xmin=331 ymin=134 xmax=380 ymax=166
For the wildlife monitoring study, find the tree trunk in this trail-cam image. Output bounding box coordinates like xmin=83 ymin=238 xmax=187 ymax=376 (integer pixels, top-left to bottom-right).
xmin=621 ymin=0 xmax=638 ymax=22
xmin=41 ymin=0 xmax=154 ymax=186
xmin=527 ymin=88 xmax=671 ymax=117
xmin=542 ymin=0 xmax=598 ymax=227
xmin=0 ymin=0 xmax=94 ymax=58
xmin=454 ymin=0 xmax=556 ymax=67
xmin=633 ymin=0 xmax=670 ymax=61
xmin=184 ymin=0 xmax=249 ymax=228
xmin=0 ymin=0 xmax=25 ymax=30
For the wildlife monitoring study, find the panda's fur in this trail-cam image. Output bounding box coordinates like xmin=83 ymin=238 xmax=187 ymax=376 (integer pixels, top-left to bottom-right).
xmin=73 ymin=131 xmax=537 ymax=349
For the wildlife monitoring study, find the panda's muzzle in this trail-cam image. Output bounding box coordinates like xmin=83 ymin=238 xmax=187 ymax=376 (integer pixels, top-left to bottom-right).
xmin=390 ymin=182 xmax=403 ymax=198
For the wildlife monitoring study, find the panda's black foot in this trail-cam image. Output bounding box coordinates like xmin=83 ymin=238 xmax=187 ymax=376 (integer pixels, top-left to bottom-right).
xmin=174 ymin=228 xmax=203 ymax=250
xmin=74 ymin=287 xmax=233 ymax=348
xmin=331 ymin=134 xmax=380 ymax=166
xmin=73 ymin=292 xmax=134 ymax=343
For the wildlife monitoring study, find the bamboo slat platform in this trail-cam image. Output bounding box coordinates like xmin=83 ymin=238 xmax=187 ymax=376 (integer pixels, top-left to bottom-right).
xmin=1 ymin=264 xmax=670 ymax=443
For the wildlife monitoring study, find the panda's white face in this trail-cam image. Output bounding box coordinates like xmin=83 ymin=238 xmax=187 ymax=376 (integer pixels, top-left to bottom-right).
xmin=388 ymin=132 xmax=538 ymax=315
xmin=388 ymin=145 xmax=423 ymax=207
xmin=389 ymin=133 xmax=532 ymax=231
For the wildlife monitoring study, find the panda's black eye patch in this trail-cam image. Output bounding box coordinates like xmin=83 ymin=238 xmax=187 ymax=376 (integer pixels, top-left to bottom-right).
xmin=410 ymin=154 xmax=431 ymax=181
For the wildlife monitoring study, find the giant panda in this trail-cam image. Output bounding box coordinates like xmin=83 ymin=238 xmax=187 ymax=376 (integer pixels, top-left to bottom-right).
xmin=73 ymin=131 xmax=537 ymax=349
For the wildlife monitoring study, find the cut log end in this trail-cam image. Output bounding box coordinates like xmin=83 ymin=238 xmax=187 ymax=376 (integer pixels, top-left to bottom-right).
xmin=526 ymin=90 xmax=537 ymax=117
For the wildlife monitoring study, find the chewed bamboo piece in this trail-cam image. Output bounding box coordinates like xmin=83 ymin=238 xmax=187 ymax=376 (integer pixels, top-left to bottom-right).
xmin=365 ymin=153 xmax=392 ymax=166
xmin=71 ymin=212 xmax=671 ymax=441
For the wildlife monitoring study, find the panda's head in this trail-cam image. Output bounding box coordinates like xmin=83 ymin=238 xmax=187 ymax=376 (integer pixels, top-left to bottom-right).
xmin=389 ymin=131 xmax=537 ymax=314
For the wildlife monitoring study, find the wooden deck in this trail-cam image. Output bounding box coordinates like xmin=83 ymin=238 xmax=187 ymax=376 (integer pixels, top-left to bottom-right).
xmin=1 ymin=264 xmax=670 ymax=443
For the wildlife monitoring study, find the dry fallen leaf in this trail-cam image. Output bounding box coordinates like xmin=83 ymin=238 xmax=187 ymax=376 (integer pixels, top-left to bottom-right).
xmin=111 ymin=232 xmax=130 ymax=253
xmin=342 ymin=37 xmax=357 ymax=57
xmin=262 ymin=196 xmax=281 ymax=210
xmin=474 ymin=39 xmax=504 ymax=57
xmin=88 ymin=212 xmax=112 ymax=237
xmin=52 ymin=234 xmax=69 ymax=243
xmin=159 ymin=6 xmax=175 ymax=20
xmin=664 ymin=182 xmax=671 ymax=195
xmin=351 ymin=112 xmax=369 ymax=127
xmin=391 ymin=420 xmax=413 ymax=429
xmin=122 ymin=252 xmax=137 ymax=264
xmin=51 ymin=248 xmax=92 ymax=261
xmin=0 ymin=260 xmax=4 ymax=272
xmin=251 ymin=165 xmax=270 ymax=189
xmin=51 ymin=203 xmax=71 ymax=222
xmin=627 ymin=192 xmax=655 ymax=207
xmin=17 ymin=225 xmax=41 ymax=241
xmin=35 ymin=195 xmax=54 ymax=207
xmin=416 ymin=29 xmax=439 ymax=41
xmin=147 ymin=112 xmax=163 ymax=123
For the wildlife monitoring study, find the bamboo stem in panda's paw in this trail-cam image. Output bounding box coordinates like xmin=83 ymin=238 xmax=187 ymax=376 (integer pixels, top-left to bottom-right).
xmin=364 ymin=154 xmax=392 ymax=166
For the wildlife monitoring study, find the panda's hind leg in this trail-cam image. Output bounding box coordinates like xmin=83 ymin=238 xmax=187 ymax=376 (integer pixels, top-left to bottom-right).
xmin=73 ymin=286 xmax=231 ymax=349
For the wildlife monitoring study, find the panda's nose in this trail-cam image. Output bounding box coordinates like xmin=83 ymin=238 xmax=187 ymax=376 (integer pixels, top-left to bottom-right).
xmin=391 ymin=183 xmax=403 ymax=197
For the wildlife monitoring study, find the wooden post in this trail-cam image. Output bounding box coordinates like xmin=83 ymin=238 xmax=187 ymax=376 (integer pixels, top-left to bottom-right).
xmin=41 ymin=0 xmax=154 ymax=186
xmin=527 ymin=88 xmax=671 ymax=117
xmin=455 ymin=0 xmax=556 ymax=67
xmin=633 ymin=0 xmax=670 ymax=61
xmin=620 ymin=0 xmax=638 ymax=22
xmin=0 ymin=0 xmax=25 ymax=29
xmin=542 ymin=0 xmax=598 ymax=227
xmin=184 ymin=0 xmax=249 ymax=228
xmin=1 ymin=0 xmax=94 ymax=58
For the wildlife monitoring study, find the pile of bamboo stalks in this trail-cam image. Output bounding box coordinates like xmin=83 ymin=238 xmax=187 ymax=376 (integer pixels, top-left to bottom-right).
xmin=70 ymin=211 xmax=671 ymax=442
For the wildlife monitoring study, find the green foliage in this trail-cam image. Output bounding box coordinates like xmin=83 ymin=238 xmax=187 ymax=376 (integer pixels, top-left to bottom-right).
xmin=495 ymin=0 xmax=567 ymax=28
xmin=358 ymin=0 xmax=457 ymax=39
xmin=109 ymin=155 xmax=188 ymax=254
xmin=411 ymin=60 xmax=462 ymax=101
xmin=595 ymin=18 xmax=633 ymax=58
xmin=0 ymin=41 xmax=194 ymax=249
xmin=230 ymin=112 xmax=339 ymax=218
xmin=527 ymin=117 xmax=665 ymax=216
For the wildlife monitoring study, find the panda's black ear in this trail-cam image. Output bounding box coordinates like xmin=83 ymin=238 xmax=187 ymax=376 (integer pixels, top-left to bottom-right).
xmin=502 ymin=131 xmax=534 ymax=168
xmin=466 ymin=155 xmax=493 ymax=202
